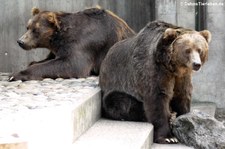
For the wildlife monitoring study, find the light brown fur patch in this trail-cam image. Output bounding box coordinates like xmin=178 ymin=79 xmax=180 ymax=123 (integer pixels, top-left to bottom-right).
xmin=47 ymin=12 xmax=60 ymax=29
xmin=177 ymin=67 xmax=191 ymax=77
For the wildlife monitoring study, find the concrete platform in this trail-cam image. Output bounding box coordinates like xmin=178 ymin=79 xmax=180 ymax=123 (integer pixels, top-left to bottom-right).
xmin=73 ymin=119 xmax=153 ymax=149
xmin=152 ymin=143 xmax=193 ymax=149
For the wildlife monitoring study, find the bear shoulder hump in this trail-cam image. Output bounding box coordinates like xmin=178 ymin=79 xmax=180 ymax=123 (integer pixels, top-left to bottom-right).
xmin=83 ymin=7 xmax=106 ymax=16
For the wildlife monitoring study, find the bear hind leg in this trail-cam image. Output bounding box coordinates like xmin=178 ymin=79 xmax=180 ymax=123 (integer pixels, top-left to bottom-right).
xmin=102 ymin=91 xmax=146 ymax=121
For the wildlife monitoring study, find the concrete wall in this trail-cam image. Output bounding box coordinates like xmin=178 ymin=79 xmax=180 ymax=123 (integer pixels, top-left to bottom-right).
xmin=155 ymin=0 xmax=195 ymax=29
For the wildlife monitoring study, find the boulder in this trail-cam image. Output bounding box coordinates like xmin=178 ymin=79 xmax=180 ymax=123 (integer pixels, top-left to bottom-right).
xmin=172 ymin=111 xmax=225 ymax=149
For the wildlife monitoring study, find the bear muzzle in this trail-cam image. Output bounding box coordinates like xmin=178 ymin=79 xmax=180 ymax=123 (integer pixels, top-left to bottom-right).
xmin=191 ymin=50 xmax=202 ymax=71
xmin=17 ymin=37 xmax=34 ymax=50
xmin=17 ymin=39 xmax=26 ymax=49
xmin=192 ymin=62 xmax=201 ymax=71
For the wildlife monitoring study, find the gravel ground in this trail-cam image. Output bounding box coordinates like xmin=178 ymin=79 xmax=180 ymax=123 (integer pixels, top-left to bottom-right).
xmin=0 ymin=72 xmax=99 ymax=120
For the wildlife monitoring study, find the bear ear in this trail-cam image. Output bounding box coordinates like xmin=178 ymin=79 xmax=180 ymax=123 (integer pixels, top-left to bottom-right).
xmin=47 ymin=12 xmax=60 ymax=29
xmin=32 ymin=7 xmax=40 ymax=16
xmin=199 ymin=30 xmax=211 ymax=43
xmin=163 ymin=28 xmax=181 ymax=41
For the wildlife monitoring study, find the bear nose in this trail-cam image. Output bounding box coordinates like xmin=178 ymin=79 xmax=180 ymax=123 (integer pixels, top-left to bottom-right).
xmin=17 ymin=40 xmax=25 ymax=48
xmin=193 ymin=62 xmax=201 ymax=71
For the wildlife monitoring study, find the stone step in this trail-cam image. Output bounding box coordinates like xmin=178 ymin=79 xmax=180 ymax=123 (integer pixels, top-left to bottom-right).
xmin=191 ymin=102 xmax=216 ymax=117
xmin=151 ymin=143 xmax=193 ymax=149
xmin=71 ymin=101 xmax=216 ymax=149
xmin=0 ymin=77 xmax=101 ymax=149
xmin=72 ymin=119 xmax=153 ymax=149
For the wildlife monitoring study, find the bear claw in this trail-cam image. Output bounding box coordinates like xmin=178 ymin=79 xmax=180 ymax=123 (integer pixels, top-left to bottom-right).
xmin=165 ymin=137 xmax=178 ymax=143
xmin=165 ymin=138 xmax=170 ymax=143
xmin=8 ymin=76 xmax=14 ymax=82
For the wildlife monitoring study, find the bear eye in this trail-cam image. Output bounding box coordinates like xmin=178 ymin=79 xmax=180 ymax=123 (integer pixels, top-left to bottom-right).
xmin=197 ymin=48 xmax=202 ymax=54
xmin=32 ymin=28 xmax=38 ymax=33
xmin=185 ymin=48 xmax=191 ymax=54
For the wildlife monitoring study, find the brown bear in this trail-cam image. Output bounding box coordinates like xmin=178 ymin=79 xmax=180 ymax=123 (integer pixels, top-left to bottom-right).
xmin=9 ymin=7 xmax=135 ymax=81
xmin=99 ymin=21 xmax=211 ymax=144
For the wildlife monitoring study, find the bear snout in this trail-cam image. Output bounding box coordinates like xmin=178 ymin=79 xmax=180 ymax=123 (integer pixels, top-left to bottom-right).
xmin=17 ymin=39 xmax=26 ymax=49
xmin=191 ymin=50 xmax=202 ymax=71
xmin=192 ymin=62 xmax=201 ymax=71
xmin=17 ymin=33 xmax=34 ymax=50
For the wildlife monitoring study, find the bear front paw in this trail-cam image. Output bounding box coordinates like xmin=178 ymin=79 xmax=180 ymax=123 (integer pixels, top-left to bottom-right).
xmin=8 ymin=71 xmax=31 ymax=82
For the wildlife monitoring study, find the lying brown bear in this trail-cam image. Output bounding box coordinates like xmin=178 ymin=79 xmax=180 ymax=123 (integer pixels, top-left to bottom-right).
xmin=9 ymin=7 xmax=135 ymax=81
xmin=100 ymin=21 xmax=211 ymax=144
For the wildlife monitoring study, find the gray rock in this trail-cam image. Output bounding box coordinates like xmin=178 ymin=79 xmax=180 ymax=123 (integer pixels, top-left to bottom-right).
xmin=172 ymin=112 xmax=225 ymax=149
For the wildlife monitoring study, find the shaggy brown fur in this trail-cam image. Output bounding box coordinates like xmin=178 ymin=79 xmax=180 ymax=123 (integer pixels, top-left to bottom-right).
xmin=99 ymin=21 xmax=211 ymax=144
xmin=10 ymin=7 xmax=135 ymax=81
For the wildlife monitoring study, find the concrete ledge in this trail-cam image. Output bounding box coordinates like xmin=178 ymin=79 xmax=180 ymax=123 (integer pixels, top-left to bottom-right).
xmin=73 ymin=119 xmax=153 ymax=149
xmin=0 ymin=75 xmax=101 ymax=149
xmin=72 ymin=88 xmax=101 ymax=141
xmin=152 ymin=143 xmax=193 ymax=149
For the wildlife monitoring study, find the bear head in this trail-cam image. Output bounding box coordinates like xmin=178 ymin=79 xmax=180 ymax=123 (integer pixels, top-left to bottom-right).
xmin=17 ymin=8 xmax=61 ymax=50
xmin=164 ymin=28 xmax=211 ymax=72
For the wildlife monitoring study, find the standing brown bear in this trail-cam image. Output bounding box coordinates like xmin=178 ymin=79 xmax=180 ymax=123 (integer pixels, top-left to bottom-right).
xmin=99 ymin=21 xmax=211 ymax=144
xmin=9 ymin=7 xmax=135 ymax=81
